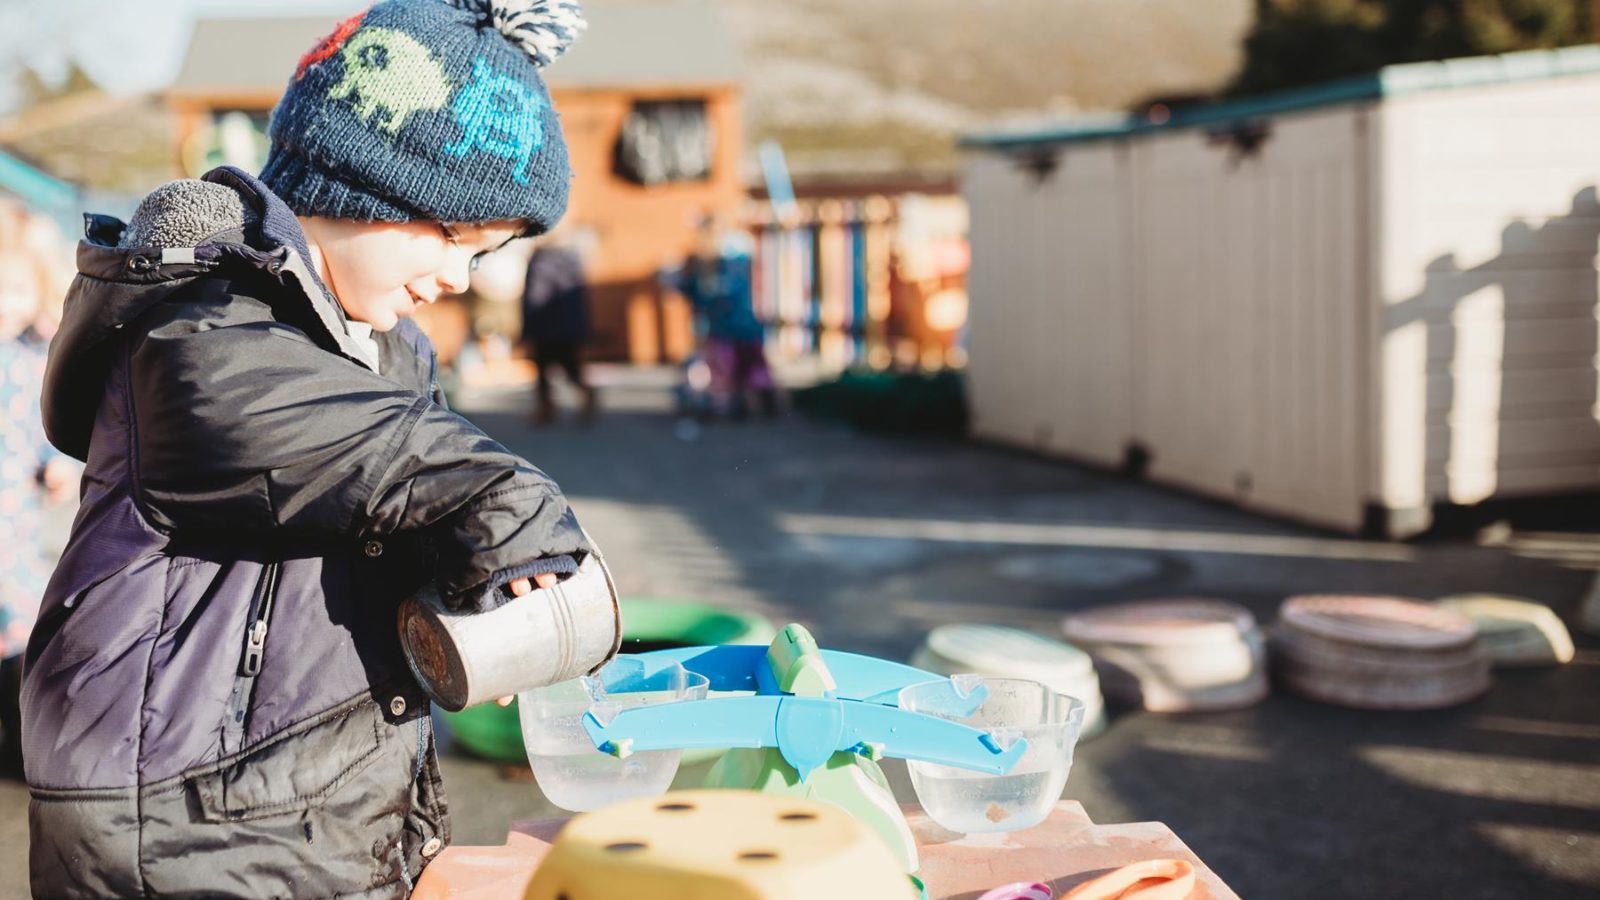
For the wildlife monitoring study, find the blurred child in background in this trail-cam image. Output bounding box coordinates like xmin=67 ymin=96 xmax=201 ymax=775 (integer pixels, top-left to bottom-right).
xmin=670 ymin=213 xmax=776 ymax=419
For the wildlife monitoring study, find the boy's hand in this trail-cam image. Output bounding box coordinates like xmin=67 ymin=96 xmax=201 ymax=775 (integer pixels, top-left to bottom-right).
xmin=496 ymin=571 xmax=562 ymax=707
xmin=507 ymin=572 xmax=560 ymax=597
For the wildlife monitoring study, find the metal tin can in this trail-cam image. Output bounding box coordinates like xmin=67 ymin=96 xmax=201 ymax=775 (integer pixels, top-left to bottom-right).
xmin=398 ymin=549 xmax=623 ymax=711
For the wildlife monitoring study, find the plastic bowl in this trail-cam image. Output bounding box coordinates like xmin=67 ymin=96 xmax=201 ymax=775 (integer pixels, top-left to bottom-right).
xmin=898 ymin=676 xmax=1085 ymax=835
xmin=519 ymin=655 xmax=709 ymax=811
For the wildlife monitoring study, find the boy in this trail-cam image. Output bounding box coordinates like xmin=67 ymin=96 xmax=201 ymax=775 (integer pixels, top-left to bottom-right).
xmin=25 ymin=0 xmax=597 ymax=895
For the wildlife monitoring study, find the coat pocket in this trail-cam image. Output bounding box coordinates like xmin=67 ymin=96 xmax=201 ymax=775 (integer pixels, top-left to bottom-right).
xmin=189 ymin=694 xmax=386 ymax=823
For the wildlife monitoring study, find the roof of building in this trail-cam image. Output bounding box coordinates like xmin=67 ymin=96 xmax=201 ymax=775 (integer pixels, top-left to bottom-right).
xmin=0 ymin=91 xmax=180 ymax=197
xmin=963 ymin=43 xmax=1600 ymax=151
xmin=170 ymin=0 xmax=740 ymax=97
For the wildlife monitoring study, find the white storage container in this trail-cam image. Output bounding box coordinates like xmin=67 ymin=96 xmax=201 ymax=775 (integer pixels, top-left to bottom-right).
xmin=964 ymin=47 xmax=1600 ymax=535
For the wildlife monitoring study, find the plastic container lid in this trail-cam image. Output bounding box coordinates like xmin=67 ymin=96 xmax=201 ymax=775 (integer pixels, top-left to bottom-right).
xmin=1061 ymin=599 xmax=1258 ymax=648
xmin=912 ymin=625 xmax=1106 ymax=739
xmin=1280 ymin=595 xmax=1476 ymax=650
xmin=1273 ymin=597 xmax=1493 ymax=710
xmin=924 ymin=624 xmax=1096 ymax=681
xmin=1435 ymin=594 xmax=1574 ymax=666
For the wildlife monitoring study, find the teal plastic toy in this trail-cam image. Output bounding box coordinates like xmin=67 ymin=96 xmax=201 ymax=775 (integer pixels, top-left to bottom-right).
xmin=581 ymin=624 xmax=1027 ymax=873
xmin=441 ymin=599 xmax=774 ymax=761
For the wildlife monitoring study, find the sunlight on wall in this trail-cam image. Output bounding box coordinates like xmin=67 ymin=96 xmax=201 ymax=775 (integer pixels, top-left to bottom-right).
xmin=1445 ymin=284 xmax=1505 ymax=504
xmin=1382 ymin=318 xmax=1430 ymax=510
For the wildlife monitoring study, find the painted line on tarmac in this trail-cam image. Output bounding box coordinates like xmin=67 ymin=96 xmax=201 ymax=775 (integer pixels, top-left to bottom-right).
xmin=778 ymin=513 xmax=1418 ymax=563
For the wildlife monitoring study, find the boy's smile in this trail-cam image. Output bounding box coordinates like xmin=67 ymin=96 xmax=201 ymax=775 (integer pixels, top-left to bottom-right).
xmin=298 ymin=216 xmax=527 ymax=332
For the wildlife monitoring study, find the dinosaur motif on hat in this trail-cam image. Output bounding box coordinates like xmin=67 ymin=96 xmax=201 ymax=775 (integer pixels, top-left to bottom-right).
xmin=327 ymin=27 xmax=452 ymax=135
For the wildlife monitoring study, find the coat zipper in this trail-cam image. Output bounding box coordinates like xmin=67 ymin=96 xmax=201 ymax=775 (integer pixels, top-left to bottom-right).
xmin=239 ymin=561 xmax=279 ymax=677
xmin=224 ymin=560 xmax=280 ymax=753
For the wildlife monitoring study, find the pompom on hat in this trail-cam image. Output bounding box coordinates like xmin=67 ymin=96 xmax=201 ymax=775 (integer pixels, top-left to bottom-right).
xmin=259 ymin=0 xmax=586 ymax=233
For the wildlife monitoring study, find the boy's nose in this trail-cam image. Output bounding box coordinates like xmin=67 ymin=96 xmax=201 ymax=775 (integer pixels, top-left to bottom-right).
xmin=437 ymin=255 xmax=472 ymax=295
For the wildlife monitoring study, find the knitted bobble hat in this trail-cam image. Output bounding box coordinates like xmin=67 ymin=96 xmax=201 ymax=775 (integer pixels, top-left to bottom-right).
xmin=259 ymin=0 xmax=586 ymax=232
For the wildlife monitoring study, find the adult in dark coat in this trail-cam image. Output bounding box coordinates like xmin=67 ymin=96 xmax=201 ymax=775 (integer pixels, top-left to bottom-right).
xmin=521 ymin=244 xmax=597 ymax=424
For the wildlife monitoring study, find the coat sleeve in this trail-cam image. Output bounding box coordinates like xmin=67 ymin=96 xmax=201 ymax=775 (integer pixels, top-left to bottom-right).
xmin=128 ymin=315 xmax=588 ymax=612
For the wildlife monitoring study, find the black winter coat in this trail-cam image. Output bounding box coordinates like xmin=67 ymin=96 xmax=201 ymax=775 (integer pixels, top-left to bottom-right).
xmin=25 ymin=167 xmax=589 ymax=897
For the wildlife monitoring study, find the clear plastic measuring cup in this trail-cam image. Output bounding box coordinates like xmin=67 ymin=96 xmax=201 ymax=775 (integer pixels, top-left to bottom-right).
xmin=519 ymin=655 xmax=709 ymax=811
xmin=898 ymin=676 xmax=1086 ymax=834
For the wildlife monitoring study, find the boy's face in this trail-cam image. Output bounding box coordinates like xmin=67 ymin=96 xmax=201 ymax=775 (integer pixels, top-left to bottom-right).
xmin=300 ymin=217 xmax=525 ymax=332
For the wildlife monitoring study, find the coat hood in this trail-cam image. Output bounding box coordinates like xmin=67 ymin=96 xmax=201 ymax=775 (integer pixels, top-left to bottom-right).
xmin=43 ymin=166 xmax=376 ymax=461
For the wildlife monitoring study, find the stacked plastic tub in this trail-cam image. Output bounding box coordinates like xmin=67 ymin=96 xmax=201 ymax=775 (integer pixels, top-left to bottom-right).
xmin=1272 ymin=595 xmax=1491 ymax=709
xmin=911 ymin=624 xmax=1107 ymax=738
xmin=1059 ymin=599 xmax=1268 ymax=712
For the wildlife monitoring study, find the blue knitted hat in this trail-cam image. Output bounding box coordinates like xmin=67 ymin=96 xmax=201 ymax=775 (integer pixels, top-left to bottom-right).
xmin=259 ymin=0 xmax=585 ymax=232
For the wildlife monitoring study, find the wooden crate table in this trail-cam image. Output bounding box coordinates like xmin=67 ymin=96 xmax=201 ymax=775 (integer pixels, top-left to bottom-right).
xmin=413 ymin=801 xmax=1240 ymax=899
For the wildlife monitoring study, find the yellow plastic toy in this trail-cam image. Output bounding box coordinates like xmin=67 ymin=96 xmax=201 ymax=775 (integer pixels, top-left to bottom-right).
xmin=523 ymin=790 xmax=919 ymax=899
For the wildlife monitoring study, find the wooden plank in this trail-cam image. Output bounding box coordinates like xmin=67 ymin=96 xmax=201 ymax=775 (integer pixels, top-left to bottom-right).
xmin=905 ymin=802 xmax=1240 ymax=900
xmin=414 ymin=802 xmax=1242 ymax=900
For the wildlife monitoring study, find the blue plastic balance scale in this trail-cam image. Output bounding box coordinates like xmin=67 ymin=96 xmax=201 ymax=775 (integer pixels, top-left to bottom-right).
xmin=579 ymin=624 xmax=1028 ymax=873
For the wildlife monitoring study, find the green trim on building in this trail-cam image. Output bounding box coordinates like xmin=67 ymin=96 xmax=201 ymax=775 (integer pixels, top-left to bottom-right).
xmin=963 ymin=43 xmax=1600 ymax=151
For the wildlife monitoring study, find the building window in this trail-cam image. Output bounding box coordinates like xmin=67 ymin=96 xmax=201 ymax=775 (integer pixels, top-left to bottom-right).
xmin=614 ymin=99 xmax=713 ymax=186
